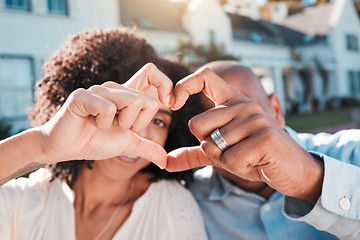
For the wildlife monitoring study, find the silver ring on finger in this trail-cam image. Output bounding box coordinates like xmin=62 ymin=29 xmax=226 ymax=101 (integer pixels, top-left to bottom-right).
xmin=210 ymin=128 xmax=231 ymax=152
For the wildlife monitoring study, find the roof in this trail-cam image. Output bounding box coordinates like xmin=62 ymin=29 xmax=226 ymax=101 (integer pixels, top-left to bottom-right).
xmin=228 ymin=13 xmax=324 ymax=47
xmin=120 ymin=0 xmax=187 ymax=32
xmin=280 ymin=1 xmax=346 ymax=36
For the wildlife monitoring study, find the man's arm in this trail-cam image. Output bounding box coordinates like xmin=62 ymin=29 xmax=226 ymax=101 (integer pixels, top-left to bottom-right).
xmin=283 ymin=129 xmax=360 ymax=239
xmin=284 ymin=154 xmax=360 ymax=239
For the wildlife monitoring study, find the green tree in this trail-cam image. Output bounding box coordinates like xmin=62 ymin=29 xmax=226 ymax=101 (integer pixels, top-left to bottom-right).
xmin=354 ymin=0 xmax=360 ymax=16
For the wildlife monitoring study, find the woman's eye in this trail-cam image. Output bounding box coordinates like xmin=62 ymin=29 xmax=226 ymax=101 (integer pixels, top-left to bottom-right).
xmin=153 ymin=118 xmax=167 ymax=128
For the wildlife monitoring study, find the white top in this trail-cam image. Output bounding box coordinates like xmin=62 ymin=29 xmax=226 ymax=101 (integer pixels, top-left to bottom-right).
xmin=0 ymin=169 xmax=208 ymax=240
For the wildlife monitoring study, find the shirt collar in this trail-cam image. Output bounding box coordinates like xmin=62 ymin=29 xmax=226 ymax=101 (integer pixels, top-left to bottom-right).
xmin=208 ymin=170 xmax=236 ymax=201
xmin=61 ymin=180 xmax=75 ymax=203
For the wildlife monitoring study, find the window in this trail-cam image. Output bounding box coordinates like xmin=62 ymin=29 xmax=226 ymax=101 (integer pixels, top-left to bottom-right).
xmin=348 ymin=71 xmax=356 ymax=95
xmin=348 ymin=70 xmax=360 ymax=96
xmin=0 ymin=56 xmax=34 ymax=121
xmin=250 ymin=32 xmax=263 ymax=43
xmin=346 ymin=34 xmax=359 ymax=52
xmin=47 ymin=0 xmax=68 ymax=15
xmin=5 ymin=0 xmax=31 ymax=11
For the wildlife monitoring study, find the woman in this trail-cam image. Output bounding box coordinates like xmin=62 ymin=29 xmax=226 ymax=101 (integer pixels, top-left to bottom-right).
xmin=0 ymin=28 xmax=207 ymax=240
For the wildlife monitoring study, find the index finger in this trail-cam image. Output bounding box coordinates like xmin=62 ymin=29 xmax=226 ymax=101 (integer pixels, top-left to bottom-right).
xmin=124 ymin=63 xmax=173 ymax=107
xmin=171 ymin=67 xmax=243 ymax=110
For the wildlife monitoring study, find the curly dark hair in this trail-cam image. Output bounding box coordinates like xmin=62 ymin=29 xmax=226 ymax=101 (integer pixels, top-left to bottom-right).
xmin=28 ymin=27 xmax=204 ymax=188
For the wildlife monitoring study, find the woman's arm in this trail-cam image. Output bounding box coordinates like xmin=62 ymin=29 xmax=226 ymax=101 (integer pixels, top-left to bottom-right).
xmin=0 ymin=128 xmax=47 ymax=185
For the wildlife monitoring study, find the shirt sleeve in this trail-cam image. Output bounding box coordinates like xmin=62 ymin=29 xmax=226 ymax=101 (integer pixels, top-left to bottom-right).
xmin=283 ymin=153 xmax=360 ymax=240
xmin=0 ymin=169 xmax=52 ymax=239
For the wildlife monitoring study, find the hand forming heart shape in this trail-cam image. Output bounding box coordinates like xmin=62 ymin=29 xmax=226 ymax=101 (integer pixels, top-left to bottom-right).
xmin=39 ymin=62 xmax=324 ymax=202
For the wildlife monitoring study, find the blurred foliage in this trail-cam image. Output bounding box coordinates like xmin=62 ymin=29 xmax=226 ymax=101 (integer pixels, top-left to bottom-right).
xmin=0 ymin=119 xmax=11 ymax=141
xmin=176 ymin=41 xmax=239 ymax=69
xmin=355 ymin=1 xmax=360 ymax=16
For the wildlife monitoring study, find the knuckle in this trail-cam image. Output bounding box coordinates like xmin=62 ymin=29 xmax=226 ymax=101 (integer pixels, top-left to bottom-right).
xmin=87 ymin=84 xmax=102 ymax=92
xmin=103 ymin=102 xmax=117 ymax=115
xmin=130 ymin=97 xmax=145 ymax=108
xmin=199 ymin=67 xmax=213 ymax=76
xmin=243 ymin=101 xmax=261 ymax=112
xmin=102 ymin=81 xmax=116 ymax=87
xmin=250 ymin=114 xmax=269 ymax=128
xmin=219 ymin=126 xmax=231 ymax=138
xmin=144 ymin=62 xmax=157 ymax=71
xmin=260 ymin=127 xmax=278 ymax=142
xmin=69 ymin=88 xmax=86 ymax=100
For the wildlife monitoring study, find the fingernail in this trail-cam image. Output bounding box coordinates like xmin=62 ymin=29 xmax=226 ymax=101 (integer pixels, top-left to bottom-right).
xmin=170 ymin=96 xmax=176 ymax=109
xmin=156 ymin=161 xmax=165 ymax=170
xmin=166 ymin=95 xmax=171 ymax=107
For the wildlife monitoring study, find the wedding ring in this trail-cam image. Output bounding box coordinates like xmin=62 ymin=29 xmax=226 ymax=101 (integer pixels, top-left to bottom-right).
xmin=210 ymin=128 xmax=231 ymax=152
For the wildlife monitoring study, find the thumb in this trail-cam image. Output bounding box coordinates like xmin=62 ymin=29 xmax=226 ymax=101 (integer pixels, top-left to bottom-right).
xmin=123 ymin=134 xmax=167 ymax=169
xmin=166 ymin=146 xmax=213 ymax=172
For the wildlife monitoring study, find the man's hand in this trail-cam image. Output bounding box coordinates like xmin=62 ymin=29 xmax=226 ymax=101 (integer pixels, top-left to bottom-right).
xmin=167 ymin=67 xmax=324 ymax=203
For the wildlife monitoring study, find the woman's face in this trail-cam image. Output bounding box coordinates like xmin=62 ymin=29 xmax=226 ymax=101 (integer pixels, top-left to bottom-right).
xmin=92 ymin=87 xmax=172 ymax=181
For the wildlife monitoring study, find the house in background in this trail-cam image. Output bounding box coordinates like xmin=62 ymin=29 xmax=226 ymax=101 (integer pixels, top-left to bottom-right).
xmin=123 ymin=0 xmax=360 ymax=114
xmin=1 ymin=0 xmax=360 ymax=133
xmin=0 ymin=0 xmax=120 ymax=132
xmin=280 ymin=0 xmax=360 ymax=112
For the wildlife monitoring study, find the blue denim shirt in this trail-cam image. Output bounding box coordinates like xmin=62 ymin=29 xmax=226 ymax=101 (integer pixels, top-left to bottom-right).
xmin=190 ymin=127 xmax=360 ymax=240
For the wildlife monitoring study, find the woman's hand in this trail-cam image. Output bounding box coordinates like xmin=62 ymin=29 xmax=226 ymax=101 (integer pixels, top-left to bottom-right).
xmin=40 ymin=63 xmax=176 ymax=169
xmin=123 ymin=63 xmax=174 ymax=107
xmin=0 ymin=64 xmax=174 ymax=185
xmin=39 ymin=82 xmax=167 ymax=169
xmin=167 ymin=67 xmax=324 ymax=203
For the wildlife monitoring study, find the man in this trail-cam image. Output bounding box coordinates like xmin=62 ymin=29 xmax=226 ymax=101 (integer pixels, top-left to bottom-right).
xmin=167 ymin=60 xmax=360 ymax=240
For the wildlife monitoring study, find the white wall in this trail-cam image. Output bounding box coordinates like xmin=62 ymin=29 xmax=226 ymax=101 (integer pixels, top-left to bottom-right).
xmin=0 ymin=0 xmax=120 ymax=79
xmin=230 ymin=41 xmax=291 ymax=66
xmin=183 ymin=0 xmax=232 ymax=48
xmin=329 ymin=0 xmax=360 ymax=97
xmin=0 ymin=0 xmax=120 ymax=132
xmin=228 ymin=40 xmax=291 ymax=110
xmin=141 ymin=30 xmax=190 ymax=58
